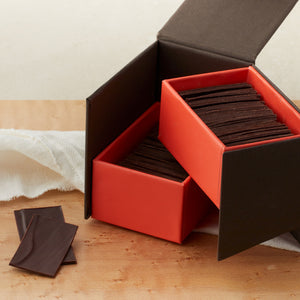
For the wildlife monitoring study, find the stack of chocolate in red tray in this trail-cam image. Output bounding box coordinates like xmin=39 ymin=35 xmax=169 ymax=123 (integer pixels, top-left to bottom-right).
xmin=179 ymin=83 xmax=293 ymax=146
xmin=118 ymin=127 xmax=188 ymax=182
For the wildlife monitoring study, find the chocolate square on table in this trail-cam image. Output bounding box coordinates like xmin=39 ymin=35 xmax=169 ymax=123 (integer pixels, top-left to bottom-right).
xmin=14 ymin=206 xmax=77 ymax=264
xmin=10 ymin=215 xmax=78 ymax=278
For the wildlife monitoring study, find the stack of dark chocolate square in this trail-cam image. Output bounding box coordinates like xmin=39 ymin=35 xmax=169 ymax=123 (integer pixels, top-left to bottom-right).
xmin=118 ymin=126 xmax=188 ymax=182
xmin=179 ymin=83 xmax=293 ymax=146
xmin=9 ymin=206 xmax=78 ymax=277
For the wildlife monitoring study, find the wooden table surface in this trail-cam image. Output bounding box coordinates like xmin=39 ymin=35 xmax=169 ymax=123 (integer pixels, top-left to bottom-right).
xmin=1 ymin=100 xmax=300 ymax=300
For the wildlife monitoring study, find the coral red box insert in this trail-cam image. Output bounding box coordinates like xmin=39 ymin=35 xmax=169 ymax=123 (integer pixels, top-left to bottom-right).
xmin=92 ymin=103 xmax=212 ymax=243
xmin=159 ymin=66 xmax=300 ymax=208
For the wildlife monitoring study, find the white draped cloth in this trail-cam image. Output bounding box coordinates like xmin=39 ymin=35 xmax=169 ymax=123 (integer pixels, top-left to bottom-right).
xmin=0 ymin=129 xmax=84 ymax=200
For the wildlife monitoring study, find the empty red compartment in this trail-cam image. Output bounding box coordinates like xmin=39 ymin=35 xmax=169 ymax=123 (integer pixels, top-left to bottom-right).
xmin=92 ymin=102 xmax=212 ymax=243
xmin=159 ymin=66 xmax=300 ymax=208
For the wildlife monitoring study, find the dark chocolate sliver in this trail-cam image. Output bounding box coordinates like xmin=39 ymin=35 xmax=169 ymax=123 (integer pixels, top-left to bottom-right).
xmin=209 ymin=115 xmax=278 ymax=129
xmin=14 ymin=206 xmax=76 ymax=265
xmin=120 ymin=151 xmax=188 ymax=182
xmin=226 ymin=133 xmax=294 ymax=146
xmin=10 ymin=215 xmax=78 ymax=277
xmin=218 ymin=127 xmax=291 ymax=141
xmin=179 ymin=82 xmax=252 ymax=98
xmin=120 ymin=160 xmax=187 ymax=182
xmin=186 ymin=87 xmax=257 ymax=102
xmin=219 ymin=125 xmax=291 ymax=137
xmin=188 ymin=96 xmax=260 ymax=109
xmin=200 ymin=110 xmax=277 ymax=127
xmin=132 ymin=147 xmax=177 ymax=163
xmin=189 ymin=95 xmax=261 ymax=110
xmin=118 ymin=127 xmax=188 ymax=182
xmin=213 ymin=120 xmax=288 ymax=136
xmin=126 ymin=153 xmax=186 ymax=176
xmin=220 ymin=128 xmax=292 ymax=144
xmin=194 ymin=99 xmax=267 ymax=114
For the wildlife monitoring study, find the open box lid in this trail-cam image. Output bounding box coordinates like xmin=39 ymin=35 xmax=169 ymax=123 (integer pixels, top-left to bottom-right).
xmin=158 ymin=0 xmax=298 ymax=63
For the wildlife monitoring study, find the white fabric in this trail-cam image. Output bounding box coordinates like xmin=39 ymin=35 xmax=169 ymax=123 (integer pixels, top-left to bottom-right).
xmin=1 ymin=128 xmax=299 ymax=253
xmin=0 ymin=129 xmax=85 ymax=200
xmin=194 ymin=210 xmax=300 ymax=253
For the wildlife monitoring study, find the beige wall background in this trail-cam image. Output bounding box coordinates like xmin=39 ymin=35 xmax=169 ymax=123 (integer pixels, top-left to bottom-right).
xmin=0 ymin=0 xmax=299 ymax=100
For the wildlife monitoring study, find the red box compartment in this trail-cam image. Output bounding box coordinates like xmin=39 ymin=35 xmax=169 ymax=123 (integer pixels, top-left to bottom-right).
xmin=159 ymin=66 xmax=300 ymax=208
xmin=92 ymin=102 xmax=212 ymax=243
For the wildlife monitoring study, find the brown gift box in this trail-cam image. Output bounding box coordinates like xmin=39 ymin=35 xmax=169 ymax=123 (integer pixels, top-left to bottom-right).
xmin=85 ymin=0 xmax=300 ymax=259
